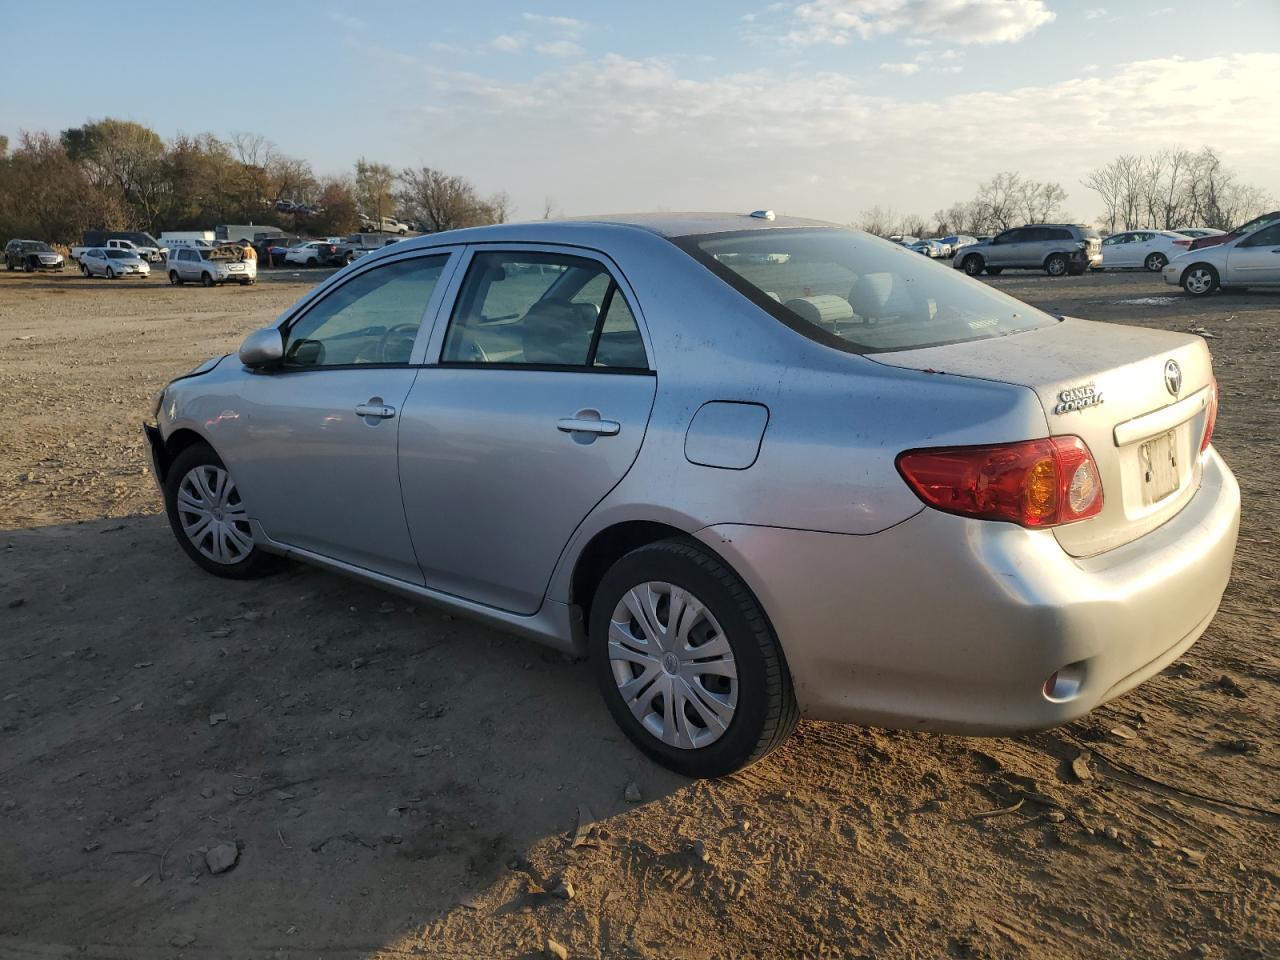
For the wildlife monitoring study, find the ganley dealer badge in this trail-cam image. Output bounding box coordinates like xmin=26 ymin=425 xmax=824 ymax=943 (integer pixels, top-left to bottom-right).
xmin=1054 ymin=382 xmax=1104 ymax=414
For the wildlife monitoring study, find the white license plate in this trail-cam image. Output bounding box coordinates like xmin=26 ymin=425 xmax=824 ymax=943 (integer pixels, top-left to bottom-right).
xmin=1139 ymin=430 xmax=1180 ymax=504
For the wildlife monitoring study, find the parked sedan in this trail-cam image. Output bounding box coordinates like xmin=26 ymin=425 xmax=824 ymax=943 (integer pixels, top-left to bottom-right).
xmin=1163 ymin=220 xmax=1280 ymax=296
xmin=1097 ymin=230 xmax=1192 ymax=272
xmin=1186 ymin=211 xmax=1280 ymax=251
xmin=939 ymin=235 xmax=977 ymax=256
xmin=283 ymin=240 xmax=338 ymax=267
xmin=906 ymin=238 xmax=947 ymax=258
xmin=79 ymin=247 xmax=150 ymax=279
xmin=144 ymin=213 xmax=1239 ymax=777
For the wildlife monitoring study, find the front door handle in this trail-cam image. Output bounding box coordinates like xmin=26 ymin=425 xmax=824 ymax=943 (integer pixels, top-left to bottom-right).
xmin=557 ymin=416 xmax=620 ymax=436
xmin=355 ymin=399 xmax=396 ymax=420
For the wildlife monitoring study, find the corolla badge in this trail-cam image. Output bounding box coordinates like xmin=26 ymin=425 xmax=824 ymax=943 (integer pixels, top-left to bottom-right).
xmin=1054 ymin=382 xmax=1104 ymax=414
xmin=1164 ymin=359 xmax=1182 ymax=397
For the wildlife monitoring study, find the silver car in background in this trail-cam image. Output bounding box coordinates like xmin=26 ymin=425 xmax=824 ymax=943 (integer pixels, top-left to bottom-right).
xmin=79 ymin=247 xmax=150 ymax=279
xmin=954 ymin=224 xmax=1103 ymax=277
xmin=145 ymin=213 xmax=1239 ymax=777
xmin=1163 ymin=219 xmax=1280 ymax=295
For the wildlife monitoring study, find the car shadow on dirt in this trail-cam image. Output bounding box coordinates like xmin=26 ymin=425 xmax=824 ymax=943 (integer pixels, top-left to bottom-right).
xmin=0 ymin=514 xmax=691 ymax=956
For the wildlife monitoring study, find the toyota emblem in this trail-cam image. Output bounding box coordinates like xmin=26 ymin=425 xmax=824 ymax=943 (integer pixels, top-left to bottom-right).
xmin=1164 ymin=359 xmax=1182 ymax=397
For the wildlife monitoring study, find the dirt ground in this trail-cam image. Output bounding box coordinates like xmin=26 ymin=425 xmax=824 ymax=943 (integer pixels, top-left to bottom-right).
xmin=0 ymin=266 xmax=1276 ymax=960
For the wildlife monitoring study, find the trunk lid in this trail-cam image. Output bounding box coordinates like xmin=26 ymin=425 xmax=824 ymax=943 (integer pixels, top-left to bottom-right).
xmin=871 ymin=317 xmax=1214 ymax=556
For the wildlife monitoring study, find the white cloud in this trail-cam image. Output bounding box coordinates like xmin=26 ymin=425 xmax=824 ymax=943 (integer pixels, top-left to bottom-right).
xmin=881 ymin=61 xmax=920 ymax=74
xmin=492 ymin=34 xmax=523 ymax=52
xmin=536 ymin=39 xmax=585 ymax=58
xmin=396 ymin=52 xmax=1279 ymax=222
xmin=522 ymin=12 xmax=588 ymax=35
xmin=786 ymin=0 xmax=1055 ymax=46
xmin=1084 ymin=7 xmax=1107 ymax=18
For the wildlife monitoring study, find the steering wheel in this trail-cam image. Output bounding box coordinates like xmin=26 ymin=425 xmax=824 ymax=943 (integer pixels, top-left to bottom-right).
xmin=374 ymin=323 xmax=420 ymax=363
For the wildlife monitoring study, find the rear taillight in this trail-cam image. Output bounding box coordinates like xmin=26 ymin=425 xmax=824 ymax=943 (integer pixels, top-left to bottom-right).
xmin=896 ymin=436 xmax=1103 ymax=528
xmin=1173 ymin=239 xmax=1190 ymax=248
xmin=1201 ymin=377 xmax=1218 ymax=452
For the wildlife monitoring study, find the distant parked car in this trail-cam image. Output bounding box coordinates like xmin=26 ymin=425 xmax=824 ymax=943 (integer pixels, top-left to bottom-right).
xmin=953 ymin=224 xmax=1102 ymax=277
xmin=1097 ymin=231 xmax=1192 ymax=272
xmin=907 ymin=238 xmax=946 ymax=258
xmin=1186 ymin=211 xmax=1280 ymax=252
xmin=79 ymin=247 xmax=150 ymax=279
xmin=1163 ymin=220 xmax=1280 ymax=296
xmin=283 ymin=240 xmax=337 ymax=267
xmin=939 ymin=235 xmax=977 ymax=256
xmin=252 ymin=234 xmax=299 ymax=267
xmin=167 ymin=245 xmax=257 ymax=286
xmin=5 ymin=239 xmax=65 ymax=272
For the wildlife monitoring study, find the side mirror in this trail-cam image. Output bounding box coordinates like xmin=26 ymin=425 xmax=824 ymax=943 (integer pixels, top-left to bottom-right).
xmin=239 ymin=327 xmax=284 ymax=368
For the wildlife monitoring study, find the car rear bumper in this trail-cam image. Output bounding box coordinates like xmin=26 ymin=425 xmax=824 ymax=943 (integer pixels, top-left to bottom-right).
xmin=695 ymin=447 xmax=1239 ymax=734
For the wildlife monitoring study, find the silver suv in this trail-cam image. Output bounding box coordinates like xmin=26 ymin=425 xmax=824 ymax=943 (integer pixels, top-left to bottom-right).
xmin=953 ymin=224 xmax=1102 ymax=277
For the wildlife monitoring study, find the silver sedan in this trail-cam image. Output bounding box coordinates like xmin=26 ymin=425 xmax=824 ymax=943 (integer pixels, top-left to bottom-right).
xmin=145 ymin=213 xmax=1240 ymax=777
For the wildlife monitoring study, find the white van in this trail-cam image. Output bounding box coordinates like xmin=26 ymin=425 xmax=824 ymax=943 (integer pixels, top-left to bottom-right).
xmin=160 ymin=231 xmax=216 ymax=246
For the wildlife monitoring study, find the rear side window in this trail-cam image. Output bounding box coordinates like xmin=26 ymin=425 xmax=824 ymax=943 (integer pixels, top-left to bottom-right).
xmin=1046 ymin=228 xmax=1073 ymax=241
xmin=677 ymin=229 xmax=1058 ymax=353
xmin=440 ymin=251 xmax=647 ymax=369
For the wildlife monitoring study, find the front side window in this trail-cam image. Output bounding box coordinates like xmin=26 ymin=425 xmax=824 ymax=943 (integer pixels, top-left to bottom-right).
xmin=440 ymin=251 xmax=647 ymax=369
xmin=1240 ymin=224 xmax=1280 ymax=247
xmin=678 ymin=228 xmax=1058 ymax=353
xmin=282 ymin=255 xmax=447 ymax=368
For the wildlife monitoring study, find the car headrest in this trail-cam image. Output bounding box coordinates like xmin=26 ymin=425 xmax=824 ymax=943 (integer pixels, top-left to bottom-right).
xmin=521 ymin=299 xmax=598 ymax=364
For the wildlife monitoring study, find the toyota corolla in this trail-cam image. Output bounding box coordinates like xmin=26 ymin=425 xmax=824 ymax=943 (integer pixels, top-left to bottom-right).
xmin=145 ymin=213 xmax=1240 ymax=777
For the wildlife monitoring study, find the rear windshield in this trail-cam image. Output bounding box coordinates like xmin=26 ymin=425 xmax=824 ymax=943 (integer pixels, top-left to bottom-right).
xmin=677 ymin=229 xmax=1058 ymax=353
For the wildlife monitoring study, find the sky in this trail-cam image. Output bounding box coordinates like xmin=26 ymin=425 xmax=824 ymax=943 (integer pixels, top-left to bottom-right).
xmin=2 ymin=0 xmax=1278 ymax=223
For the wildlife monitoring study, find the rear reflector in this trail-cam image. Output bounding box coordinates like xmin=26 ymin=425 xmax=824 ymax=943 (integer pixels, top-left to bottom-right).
xmin=1201 ymin=377 xmax=1218 ymax=452
xmin=896 ymin=436 xmax=1104 ymax=527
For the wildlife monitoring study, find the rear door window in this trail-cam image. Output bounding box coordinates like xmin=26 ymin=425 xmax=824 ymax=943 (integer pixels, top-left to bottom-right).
xmin=440 ymin=251 xmax=647 ymax=369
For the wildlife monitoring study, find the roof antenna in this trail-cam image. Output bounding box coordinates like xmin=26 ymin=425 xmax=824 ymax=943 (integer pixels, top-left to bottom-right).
xmin=749 ymin=209 xmax=776 ymax=221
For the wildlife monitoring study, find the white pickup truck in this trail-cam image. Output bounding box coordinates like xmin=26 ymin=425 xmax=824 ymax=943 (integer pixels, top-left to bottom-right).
xmin=71 ymin=232 xmax=168 ymax=263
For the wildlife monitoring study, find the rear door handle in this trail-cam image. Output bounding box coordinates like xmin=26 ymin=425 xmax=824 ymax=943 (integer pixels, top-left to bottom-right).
xmin=557 ymin=417 xmax=620 ymax=436
xmin=355 ymin=401 xmax=396 ymax=420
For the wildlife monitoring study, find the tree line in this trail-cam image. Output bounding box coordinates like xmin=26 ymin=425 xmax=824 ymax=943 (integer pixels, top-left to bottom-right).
xmin=0 ymin=119 xmax=510 ymax=243
xmin=857 ymin=148 xmax=1270 ymax=239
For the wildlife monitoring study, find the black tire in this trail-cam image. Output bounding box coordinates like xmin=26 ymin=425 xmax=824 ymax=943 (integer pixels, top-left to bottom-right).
xmin=240 ymin=279 xmax=251 ymax=286
xmin=588 ymin=539 xmax=798 ymax=778
xmin=163 ymin=443 xmax=276 ymax=580
xmin=81 ymin=264 xmax=90 ymax=277
xmin=201 ymin=272 xmax=214 ymax=287
xmin=985 ymin=266 xmax=1004 ymax=276
xmin=169 ymin=271 xmax=182 ymax=285
xmin=1181 ymin=264 xmax=1219 ymax=297
xmin=1045 ymin=253 xmax=1068 ymax=277
xmin=105 ymin=267 xmax=115 ymax=280
xmin=1144 ymin=252 xmax=1167 ymax=272
xmin=306 ymin=257 xmax=317 ymax=267
xmin=961 ymin=253 xmax=984 ymax=276
xmin=5 ymin=257 xmax=13 ymax=271
xmin=25 ymin=259 xmax=36 ymax=273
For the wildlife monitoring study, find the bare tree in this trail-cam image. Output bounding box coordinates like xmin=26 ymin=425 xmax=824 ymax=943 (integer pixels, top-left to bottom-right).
xmin=854 ymin=205 xmax=899 ymax=236
xmin=229 ymin=132 xmax=277 ymax=168
xmin=542 ymin=196 xmax=559 ymax=220
xmin=354 ymin=158 xmax=396 ymax=222
xmin=975 ymin=172 xmax=1024 ymax=231
xmin=396 ymin=166 xmax=506 ymax=233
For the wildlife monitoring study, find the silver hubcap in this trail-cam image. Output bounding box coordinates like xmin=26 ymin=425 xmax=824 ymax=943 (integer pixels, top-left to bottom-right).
xmin=1048 ymin=258 xmax=1065 ymax=275
xmin=1186 ymin=269 xmax=1211 ymax=293
xmin=608 ymin=582 xmax=738 ymax=750
xmin=176 ymin=465 xmax=253 ymax=564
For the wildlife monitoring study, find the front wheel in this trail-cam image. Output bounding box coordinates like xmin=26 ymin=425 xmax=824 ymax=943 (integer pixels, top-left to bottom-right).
xmin=81 ymin=264 xmax=90 ymax=277
xmin=1182 ymin=264 xmax=1219 ymax=297
xmin=105 ymin=267 xmax=115 ymax=280
xmin=1145 ymin=252 xmax=1168 ymax=272
xmin=589 ymin=539 xmax=798 ymax=778
xmin=169 ymin=271 xmax=183 ymax=285
xmin=163 ymin=443 xmax=276 ymax=579
xmin=1045 ymin=254 xmax=1068 ymax=277
xmin=200 ymin=272 xmax=214 ymax=287
xmin=961 ymin=253 xmax=985 ymax=276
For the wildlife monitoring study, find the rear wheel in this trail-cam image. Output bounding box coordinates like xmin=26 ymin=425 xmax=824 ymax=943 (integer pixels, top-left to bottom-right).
xmin=1144 ymin=252 xmax=1168 ymax=272
xmin=1045 ymin=254 xmax=1068 ymax=277
xmin=306 ymin=257 xmax=317 ymax=267
xmin=589 ymin=539 xmax=798 ymax=778
xmin=961 ymin=253 xmax=985 ymax=276
xmin=200 ymin=272 xmax=214 ymax=287
xmin=163 ymin=443 xmax=275 ymax=579
xmin=169 ymin=270 xmax=182 ymax=285
xmin=1182 ymin=264 xmax=1219 ymax=297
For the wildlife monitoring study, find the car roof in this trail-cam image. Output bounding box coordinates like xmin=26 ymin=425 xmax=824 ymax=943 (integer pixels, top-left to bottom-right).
xmin=397 ymin=212 xmax=838 ymax=249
